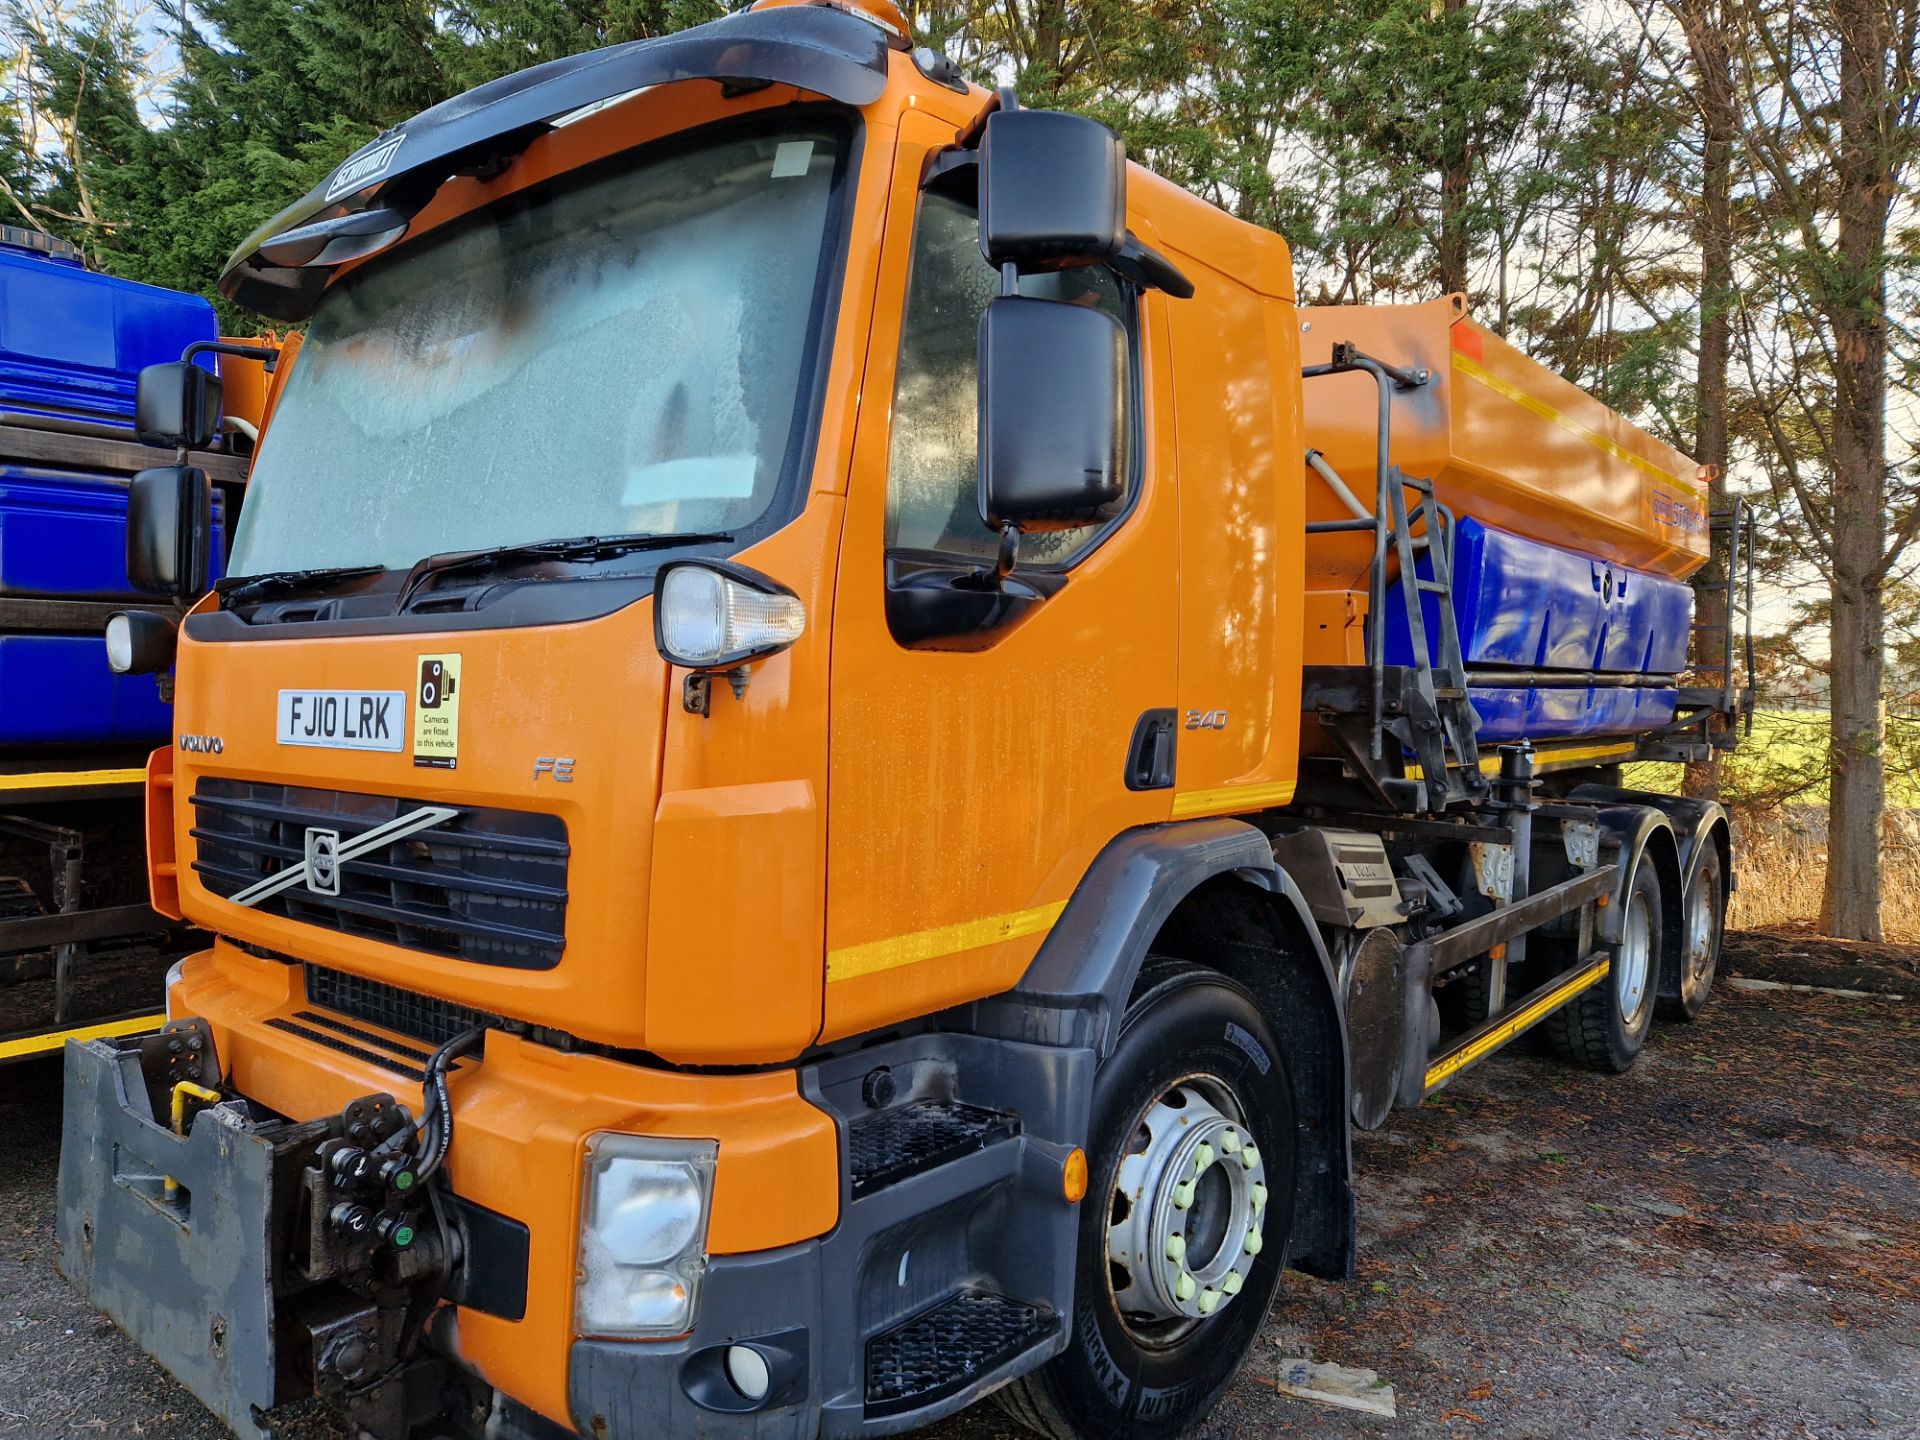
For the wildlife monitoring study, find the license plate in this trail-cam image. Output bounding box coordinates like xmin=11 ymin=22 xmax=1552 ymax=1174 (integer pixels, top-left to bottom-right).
xmin=276 ymin=689 xmax=406 ymax=752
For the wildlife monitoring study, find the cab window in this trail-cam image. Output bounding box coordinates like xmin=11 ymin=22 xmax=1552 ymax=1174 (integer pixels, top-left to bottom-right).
xmin=884 ymin=190 xmax=1137 ymax=569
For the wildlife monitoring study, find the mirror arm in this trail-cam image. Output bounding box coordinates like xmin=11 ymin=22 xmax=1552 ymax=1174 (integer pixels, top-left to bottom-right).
xmin=1113 ymin=233 xmax=1195 ymax=300
xmin=993 ymin=522 xmax=1020 ymax=581
xmin=182 ymin=339 xmax=281 ymax=374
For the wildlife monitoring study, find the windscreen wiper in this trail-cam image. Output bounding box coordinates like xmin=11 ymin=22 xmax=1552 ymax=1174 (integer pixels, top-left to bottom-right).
xmin=395 ymin=532 xmax=733 ymax=611
xmin=216 ymin=563 xmax=385 ymax=605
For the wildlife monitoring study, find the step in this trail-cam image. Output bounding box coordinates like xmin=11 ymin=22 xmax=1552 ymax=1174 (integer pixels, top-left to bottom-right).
xmin=847 ymin=1100 xmax=1019 ymax=1199
xmin=865 ymin=1290 xmax=1061 ymax=1420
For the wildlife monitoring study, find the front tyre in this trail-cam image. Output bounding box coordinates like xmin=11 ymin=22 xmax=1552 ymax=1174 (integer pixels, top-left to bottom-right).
xmin=998 ymin=962 xmax=1296 ymax=1439
xmin=1546 ymin=858 xmax=1663 ymax=1073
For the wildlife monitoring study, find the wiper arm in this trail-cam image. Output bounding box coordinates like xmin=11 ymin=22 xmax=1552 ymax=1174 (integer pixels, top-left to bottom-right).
xmin=395 ymin=532 xmax=733 ymax=611
xmin=216 ymin=563 xmax=385 ymax=605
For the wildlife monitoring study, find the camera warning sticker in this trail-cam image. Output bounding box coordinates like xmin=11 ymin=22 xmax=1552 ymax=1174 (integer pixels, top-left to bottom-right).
xmin=412 ymin=654 xmax=461 ymax=769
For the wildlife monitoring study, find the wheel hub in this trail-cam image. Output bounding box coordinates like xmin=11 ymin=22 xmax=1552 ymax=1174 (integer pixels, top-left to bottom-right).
xmin=1685 ymin=874 xmax=1715 ymax=982
xmin=1107 ymin=1080 xmax=1268 ymax=1327
xmin=1619 ymin=889 xmax=1652 ymax=1019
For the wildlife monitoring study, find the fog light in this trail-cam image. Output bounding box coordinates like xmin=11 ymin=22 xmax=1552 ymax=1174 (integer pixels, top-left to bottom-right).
xmin=725 ymin=1345 xmax=771 ymax=1403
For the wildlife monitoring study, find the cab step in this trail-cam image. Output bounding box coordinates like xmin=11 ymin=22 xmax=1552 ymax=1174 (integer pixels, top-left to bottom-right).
xmin=864 ymin=1289 xmax=1060 ymax=1419
xmin=847 ymin=1099 xmax=1018 ymax=1199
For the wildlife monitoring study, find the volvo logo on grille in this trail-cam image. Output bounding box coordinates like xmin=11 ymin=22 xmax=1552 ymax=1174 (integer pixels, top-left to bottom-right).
xmin=304 ymin=828 xmax=341 ymax=896
xmin=226 ymin=805 xmax=458 ymax=910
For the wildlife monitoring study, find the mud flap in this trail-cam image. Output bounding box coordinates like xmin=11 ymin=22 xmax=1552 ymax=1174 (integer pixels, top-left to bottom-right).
xmin=55 ymin=1038 xmax=296 ymax=1439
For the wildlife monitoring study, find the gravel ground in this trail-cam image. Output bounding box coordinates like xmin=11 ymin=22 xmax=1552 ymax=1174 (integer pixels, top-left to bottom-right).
xmin=2 ymin=936 xmax=1917 ymax=1440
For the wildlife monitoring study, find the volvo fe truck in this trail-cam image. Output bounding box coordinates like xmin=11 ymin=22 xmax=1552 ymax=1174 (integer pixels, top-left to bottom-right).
xmin=55 ymin=3 xmax=1750 ymax=1437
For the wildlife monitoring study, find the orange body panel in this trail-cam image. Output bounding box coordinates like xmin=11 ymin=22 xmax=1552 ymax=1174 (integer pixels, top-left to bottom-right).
xmin=215 ymin=336 xmax=277 ymax=434
xmin=818 ymin=108 xmax=1180 ymax=1043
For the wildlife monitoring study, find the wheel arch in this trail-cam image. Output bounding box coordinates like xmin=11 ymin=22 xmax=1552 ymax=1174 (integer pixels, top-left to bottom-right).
xmin=1568 ymin=786 xmax=1727 ymax=998
xmin=988 ymin=820 xmax=1355 ymax=1281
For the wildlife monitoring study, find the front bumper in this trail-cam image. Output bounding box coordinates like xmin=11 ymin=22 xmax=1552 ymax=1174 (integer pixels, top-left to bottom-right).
xmin=59 ymin=956 xmax=1096 ymax=1439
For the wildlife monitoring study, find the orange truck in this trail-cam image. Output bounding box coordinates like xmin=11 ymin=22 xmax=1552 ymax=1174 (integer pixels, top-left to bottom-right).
xmin=55 ymin=4 xmax=1750 ymax=1438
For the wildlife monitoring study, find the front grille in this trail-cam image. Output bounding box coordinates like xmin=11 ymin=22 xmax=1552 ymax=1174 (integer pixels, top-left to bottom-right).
xmin=304 ymin=964 xmax=498 ymax=1050
xmin=191 ymin=779 xmax=569 ymax=969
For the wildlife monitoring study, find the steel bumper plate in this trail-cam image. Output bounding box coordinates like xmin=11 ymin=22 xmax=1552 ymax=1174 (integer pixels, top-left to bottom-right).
xmin=55 ymin=1038 xmax=285 ymax=1439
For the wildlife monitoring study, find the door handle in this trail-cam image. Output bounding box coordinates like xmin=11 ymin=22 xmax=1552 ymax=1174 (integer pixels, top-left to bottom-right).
xmin=1125 ymin=709 xmax=1177 ymax=791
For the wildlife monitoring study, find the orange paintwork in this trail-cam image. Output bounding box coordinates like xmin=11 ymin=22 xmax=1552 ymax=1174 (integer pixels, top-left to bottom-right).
xmin=143 ymin=745 xmax=182 ymax=920
xmin=215 ymin=335 xmax=276 ymax=433
xmin=150 ymin=16 xmax=1704 ymax=1429
xmin=1299 ymin=296 xmax=1709 ymax=618
xmin=169 ymin=940 xmax=837 ymax=1424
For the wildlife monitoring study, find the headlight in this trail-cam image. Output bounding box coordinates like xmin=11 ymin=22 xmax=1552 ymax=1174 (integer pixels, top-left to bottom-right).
xmin=576 ymin=1134 xmax=718 ymax=1338
xmin=654 ymin=561 xmax=805 ymax=671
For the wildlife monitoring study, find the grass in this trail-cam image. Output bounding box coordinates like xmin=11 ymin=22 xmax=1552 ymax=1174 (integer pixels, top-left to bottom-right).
xmin=1624 ymin=710 xmax=1920 ymax=808
xmin=1617 ymin=711 xmax=1920 ymax=940
xmin=1723 ymin=806 xmax=1920 ymax=942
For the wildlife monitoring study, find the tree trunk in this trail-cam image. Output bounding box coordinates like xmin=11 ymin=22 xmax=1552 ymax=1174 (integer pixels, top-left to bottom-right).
xmin=1679 ymin=0 xmax=1736 ymax=799
xmin=1819 ymin=0 xmax=1890 ymax=940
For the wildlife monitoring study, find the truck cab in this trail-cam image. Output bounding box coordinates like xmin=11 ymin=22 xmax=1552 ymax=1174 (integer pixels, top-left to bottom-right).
xmin=55 ymin=4 xmax=1742 ymax=1438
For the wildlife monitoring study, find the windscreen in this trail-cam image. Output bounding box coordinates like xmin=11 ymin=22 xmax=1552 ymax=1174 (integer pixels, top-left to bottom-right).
xmin=229 ymin=118 xmax=847 ymax=576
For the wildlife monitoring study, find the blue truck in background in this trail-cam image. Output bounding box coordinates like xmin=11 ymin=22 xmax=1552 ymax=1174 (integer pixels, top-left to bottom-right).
xmin=0 ymin=224 xmax=251 ymax=1058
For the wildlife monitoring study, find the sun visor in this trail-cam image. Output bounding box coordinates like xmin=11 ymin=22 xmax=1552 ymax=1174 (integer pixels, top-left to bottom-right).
xmin=218 ymin=4 xmax=892 ymax=320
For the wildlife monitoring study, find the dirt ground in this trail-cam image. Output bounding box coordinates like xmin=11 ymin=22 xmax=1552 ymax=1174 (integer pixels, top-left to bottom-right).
xmin=2 ymin=933 xmax=1916 ymax=1440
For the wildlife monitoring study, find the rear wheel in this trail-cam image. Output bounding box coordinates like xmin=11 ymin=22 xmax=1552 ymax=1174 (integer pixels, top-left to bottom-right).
xmin=1545 ymin=859 xmax=1662 ymax=1073
xmin=997 ymin=961 xmax=1296 ymax=1439
xmin=1663 ymin=841 xmax=1724 ymax=1022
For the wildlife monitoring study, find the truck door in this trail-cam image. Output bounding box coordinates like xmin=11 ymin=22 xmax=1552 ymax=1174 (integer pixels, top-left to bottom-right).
xmin=823 ymin=124 xmax=1180 ymax=1043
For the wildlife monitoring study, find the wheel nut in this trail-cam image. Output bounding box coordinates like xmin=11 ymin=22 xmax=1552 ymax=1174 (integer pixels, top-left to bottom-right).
xmin=1174 ymin=1272 xmax=1198 ymax=1302
xmin=1240 ymin=1144 xmax=1260 ymax=1170
xmin=1219 ymin=1128 xmax=1242 ymax=1155
xmin=1250 ymin=1183 xmax=1268 ymax=1212
xmin=1165 ymin=1234 xmax=1186 ymax=1263
xmin=1192 ymin=1143 xmax=1216 ymax=1174
xmin=1197 ymin=1288 xmax=1221 ymax=1316
xmin=1244 ymin=1229 xmax=1264 ymax=1257
xmin=1172 ymin=1180 xmax=1196 ymax=1210
xmin=1223 ymin=1270 xmax=1244 ymax=1296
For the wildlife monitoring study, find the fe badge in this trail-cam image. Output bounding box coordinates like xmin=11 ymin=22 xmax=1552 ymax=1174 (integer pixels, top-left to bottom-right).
xmin=413 ymin=654 xmax=461 ymax=769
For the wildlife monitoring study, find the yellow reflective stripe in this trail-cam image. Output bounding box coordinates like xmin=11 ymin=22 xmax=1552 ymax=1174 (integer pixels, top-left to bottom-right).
xmin=0 ymin=767 xmax=146 ymax=793
xmin=1423 ymin=958 xmax=1610 ymax=1091
xmin=1451 ymin=351 xmax=1702 ymax=495
xmin=1170 ymin=780 xmax=1297 ymax=819
xmin=1407 ymin=741 xmax=1637 ymax=781
xmin=0 ymin=1012 xmax=164 ymax=1062
xmin=827 ymin=900 xmax=1067 ymax=983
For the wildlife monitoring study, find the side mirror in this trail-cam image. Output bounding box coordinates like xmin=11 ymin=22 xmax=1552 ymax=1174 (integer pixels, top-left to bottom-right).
xmin=135 ymin=361 xmax=222 ymax=450
xmin=127 ymin=465 xmax=214 ymax=597
xmin=978 ymin=295 xmax=1126 ymax=535
xmin=978 ymin=109 xmax=1126 ymax=269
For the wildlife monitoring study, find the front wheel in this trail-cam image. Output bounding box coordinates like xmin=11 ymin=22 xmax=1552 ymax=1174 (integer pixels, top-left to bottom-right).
xmin=1545 ymin=858 xmax=1663 ymax=1073
xmin=997 ymin=962 xmax=1296 ymax=1439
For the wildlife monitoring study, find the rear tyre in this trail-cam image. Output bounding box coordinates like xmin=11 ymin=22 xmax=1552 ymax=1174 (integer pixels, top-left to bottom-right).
xmin=1544 ymin=858 xmax=1662 ymax=1073
xmin=998 ymin=961 xmax=1296 ymax=1439
xmin=1661 ymin=841 xmax=1724 ymax=1022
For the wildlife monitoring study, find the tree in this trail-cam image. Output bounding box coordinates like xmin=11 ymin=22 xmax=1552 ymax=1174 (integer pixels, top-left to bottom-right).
xmin=1725 ymin=0 xmax=1920 ymax=938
